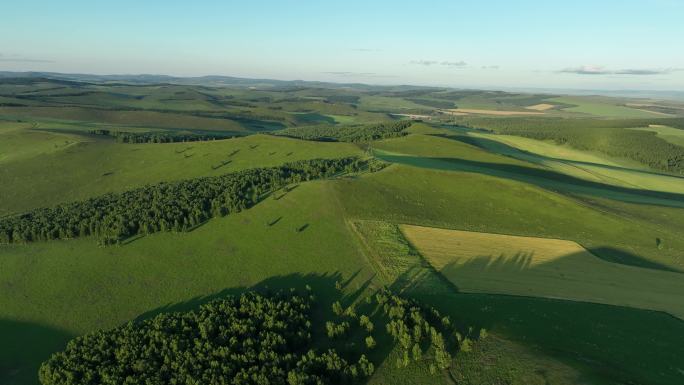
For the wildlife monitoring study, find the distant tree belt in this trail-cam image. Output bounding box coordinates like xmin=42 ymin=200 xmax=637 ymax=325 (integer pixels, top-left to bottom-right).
xmin=457 ymin=117 xmax=684 ymax=174
xmin=2 ymin=101 xmax=288 ymax=122
xmin=272 ymin=121 xmax=413 ymax=142
xmin=88 ymin=129 xmax=237 ymax=143
xmin=39 ymin=289 xmax=375 ymax=385
xmin=0 ymin=157 xmax=382 ymax=244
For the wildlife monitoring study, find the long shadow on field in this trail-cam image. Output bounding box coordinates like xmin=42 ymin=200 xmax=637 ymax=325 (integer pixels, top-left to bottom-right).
xmin=0 ymin=319 xmax=75 ymax=385
xmin=375 ymin=152 xmax=684 ymax=208
xmin=589 ymin=246 xmax=681 ymax=272
xmin=402 ymin=249 xmax=684 ymax=385
xmin=414 ymin=289 xmax=684 ymax=385
xmin=433 ymin=249 xmax=684 ymax=320
xmin=448 ymin=133 xmax=684 ymax=181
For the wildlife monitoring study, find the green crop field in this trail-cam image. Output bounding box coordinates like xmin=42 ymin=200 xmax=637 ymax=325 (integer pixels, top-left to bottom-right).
xmin=2 ymin=76 xmax=684 ymax=385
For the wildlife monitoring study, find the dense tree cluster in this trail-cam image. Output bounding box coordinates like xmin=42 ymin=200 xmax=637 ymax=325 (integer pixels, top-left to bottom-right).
xmin=0 ymin=157 xmax=381 ymax=245
xmin=325 ymin=289 xmax=471 ymax=375
xmin=375 ymin=289 xmax=468 ymax=373
xmin=272 ymin=121 xmax=413 ymax=142
xmin=39 ymin=290 xmax=373 ymax=385
xmin=456 ymin=117 xmax=684 ymax=174
xmin=38 ymin=285 xmax=477 ymax=384
xmin=325 ymin=95 xmax=360 ymax=104
xmin=89 ymin=129 xmax=236 ymax=143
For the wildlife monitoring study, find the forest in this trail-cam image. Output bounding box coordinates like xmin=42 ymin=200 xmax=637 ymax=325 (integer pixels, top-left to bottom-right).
xmin=39 ymin=289 xmax=371 ymax=385
xmin=38 ymin=287 xmax=475 ymax=385
xmin=456 ymin=117 xmax=684 ymax=174
xmin=272 ymin=121 xmax=413 ymax=142
xmin=0 ymin=157 xmax=382 ymax=245
xmin=88 ymin=129 xmax=238 ymax=143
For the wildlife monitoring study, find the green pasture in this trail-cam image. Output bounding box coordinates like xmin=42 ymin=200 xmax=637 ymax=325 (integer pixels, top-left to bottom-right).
xmin=0 ymin=129 xmax=362 ymax=215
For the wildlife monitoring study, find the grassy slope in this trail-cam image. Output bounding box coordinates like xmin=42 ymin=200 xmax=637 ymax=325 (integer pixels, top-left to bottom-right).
xmin=628 ymin=125 xmax=684 ymax=147
xmin=347 ymin=220 xmax=594 ymax=385
xmin=550 ymin=96 xmax=667 ymax=118
xmin=3 ymin=91 xmax=684 ymax=385
xmin=335 ymin=152 xmax=684 ymax=272
xmin=369 ymin=335 xmax=589 ymax=385
xmin=0 ymin=122 xmax=83 ymax=165
xmin=0 ymin=106 xmax=249 ymax=132
xmin=0 ymin=180 xmax=374 ymax=385
xmin=0 ymin=130 xmax=362 ymax=215
xmin=402 ymin=224 xmax=684 ymax=318
xmin=463 ymin=131 xmax=684 ymax=194
xmin=352 ymin=220 xmax=684 ymax=385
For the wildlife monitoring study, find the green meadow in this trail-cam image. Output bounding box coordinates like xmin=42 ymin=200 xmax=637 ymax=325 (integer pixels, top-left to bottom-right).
xmin=2 ymin=77 xmax=684 ymax=385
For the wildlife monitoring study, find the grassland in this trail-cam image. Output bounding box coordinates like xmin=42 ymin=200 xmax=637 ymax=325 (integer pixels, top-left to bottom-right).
xmin=402 ymin=224 xmax=684 ymax=318
xmin=335 ymin=161 xmax=684 ymax=271
xmin=4 ymin=76 xmax=684 ymax=385
xmin=459 ymin=130 xmax=684 ymax=195
xmin=0 ymin=125 xmax=362 ymax=215
xmin=0 ymin=180 xmax=374 ymax=385
xmin=629 ymin=125 xmax=684 ymax=147
xmin=352 ymin=220 xmax=684 ymax=385
xmin=550 ymin=96 xmax=668 ymax=118
xmin=0 ymin=122 xmax=82 ymax=165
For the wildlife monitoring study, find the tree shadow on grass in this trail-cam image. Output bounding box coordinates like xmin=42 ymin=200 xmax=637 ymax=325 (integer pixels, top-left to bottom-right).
xmin=375 ymin=145 xmax=684 ymax=209
xmin=393 ymin=247 xmax=684 ymax=385
xmin=589 ymin=246 xmax=681 ymax=273
xmin=448 ymin=133 xmax=684 ymax=181
xmin=0 ymin=319 xmax=75 ymax=385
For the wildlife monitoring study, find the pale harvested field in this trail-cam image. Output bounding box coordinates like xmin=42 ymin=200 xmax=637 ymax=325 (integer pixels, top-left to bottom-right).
xmin=443 ymin=108 xmax=545 ymax=116
xmin=525 ymin=103 xmax=555 ymax=111
xmin=439 ymin=110 xmax=469 ymax=116
xmin=401 ymin=224 xmax=684 ymax=319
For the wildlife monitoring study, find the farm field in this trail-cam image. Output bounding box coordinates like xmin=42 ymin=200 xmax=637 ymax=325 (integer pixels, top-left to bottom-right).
xmin=352 ymin=220 xmax=684 ymax=385
xmin=402 ymin=224 xmax=684 ymax=318
xmin=335 ymin=163 xmax=684 ymax=271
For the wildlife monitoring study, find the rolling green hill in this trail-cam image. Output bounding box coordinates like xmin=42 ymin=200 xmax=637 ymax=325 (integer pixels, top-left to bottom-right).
xmin=3 ymin=78 xmax=684 ymax=385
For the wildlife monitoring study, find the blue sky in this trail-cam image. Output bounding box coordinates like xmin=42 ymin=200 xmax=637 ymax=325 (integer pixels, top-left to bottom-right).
xmin=2 ymin=0 xmax=683 ymax=90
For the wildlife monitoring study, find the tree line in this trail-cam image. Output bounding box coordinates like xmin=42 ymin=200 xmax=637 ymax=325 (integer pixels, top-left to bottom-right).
xmin=0 ymin=157 xmax=381 ymax=245
xmin=272 ymin=121 xmax=413 ymax=142
xmin=455 ymin=117 xmax=684 ymax=174
xmin=88 ymin=129 xmax=237 ymax=143
xmin=39 ymin=289 xmax=374 ymax=385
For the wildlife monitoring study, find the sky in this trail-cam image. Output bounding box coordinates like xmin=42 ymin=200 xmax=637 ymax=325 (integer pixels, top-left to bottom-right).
xmin=1 ymin=0 xmax=683 ymax=90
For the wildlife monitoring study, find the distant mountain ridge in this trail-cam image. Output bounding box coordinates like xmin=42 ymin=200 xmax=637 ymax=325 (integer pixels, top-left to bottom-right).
xmin=0 ymin=71 xmax=433 ymax=92
xmin=1 ymin=71 xmax=682 ymax=101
